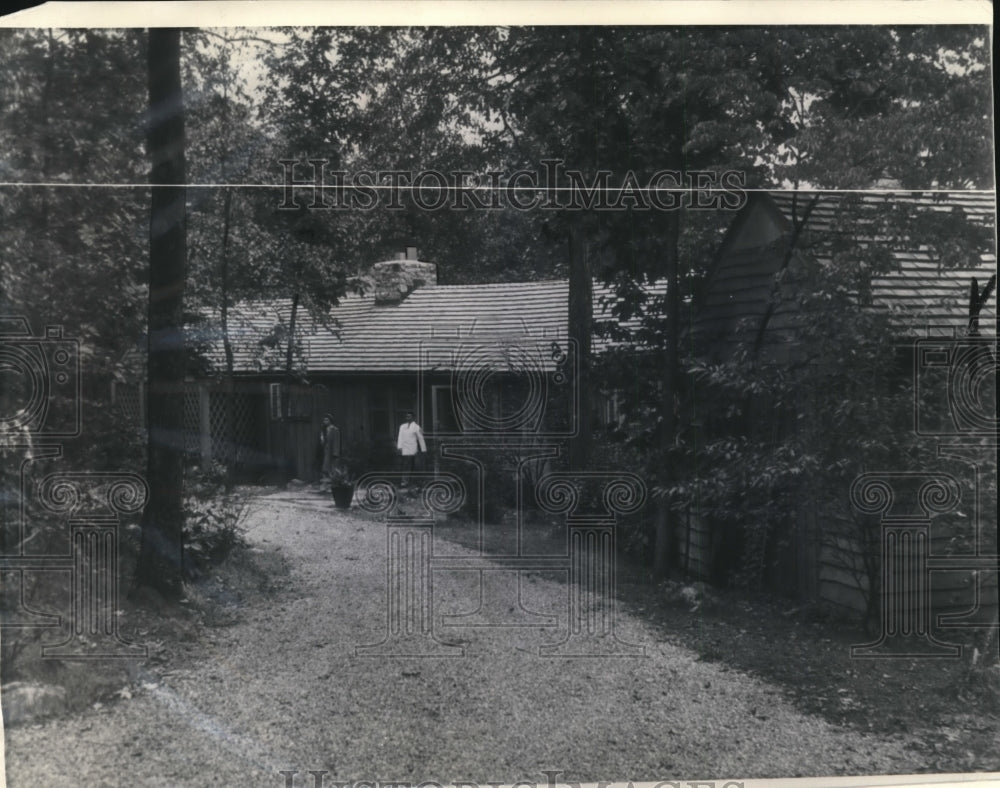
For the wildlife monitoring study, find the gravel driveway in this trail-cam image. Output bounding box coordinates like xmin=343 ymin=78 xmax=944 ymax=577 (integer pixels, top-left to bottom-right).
xmin=4 ymin=491 xmax=929 ymax=786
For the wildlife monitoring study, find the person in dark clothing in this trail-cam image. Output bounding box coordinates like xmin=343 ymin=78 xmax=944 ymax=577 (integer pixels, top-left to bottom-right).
xmin=319 ymin=413 xmax=342 ymax=482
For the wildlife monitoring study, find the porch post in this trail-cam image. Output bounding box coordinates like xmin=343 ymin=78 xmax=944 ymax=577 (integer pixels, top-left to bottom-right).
xmin=199 ymin=384 xmax=211 ymax=471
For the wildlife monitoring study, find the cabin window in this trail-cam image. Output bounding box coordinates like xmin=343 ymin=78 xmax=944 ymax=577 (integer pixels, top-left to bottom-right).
xmin=269 ymin=382 xmax=313 ymax=421
xmin=431 ymin=384 xmax=458 ymax=433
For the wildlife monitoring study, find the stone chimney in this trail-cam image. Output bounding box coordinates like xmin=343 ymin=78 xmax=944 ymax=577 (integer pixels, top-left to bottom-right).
xmin=373 ymin=251 xmax=437 ymax=304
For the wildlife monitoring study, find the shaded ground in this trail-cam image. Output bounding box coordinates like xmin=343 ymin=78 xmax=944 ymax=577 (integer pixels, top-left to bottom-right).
xmin=3 ymin=489 xmax=999 ymax=785
xmin=434 ymin=510 xmax=1000 ymax=774
xmin=617 ymin=580 xmax=1000 ymax=774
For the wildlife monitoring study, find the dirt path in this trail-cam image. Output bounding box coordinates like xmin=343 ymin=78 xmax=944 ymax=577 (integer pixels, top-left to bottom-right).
xmin=4 ymin=491 xmax=930 ymax=786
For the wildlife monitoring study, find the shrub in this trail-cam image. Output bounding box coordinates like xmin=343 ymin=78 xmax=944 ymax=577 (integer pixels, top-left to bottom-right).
xmin=182 ymin=463 xmax=251 ymax=578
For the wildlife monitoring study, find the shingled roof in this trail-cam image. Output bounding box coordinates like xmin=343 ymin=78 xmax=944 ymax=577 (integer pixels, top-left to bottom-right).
xmin=195 ymin=279 xmax=660 ymax=375
xmin=695 ymin=190 xmax=997 ymax=351
xmin=188 ymin=191 xmax=994 ymax=377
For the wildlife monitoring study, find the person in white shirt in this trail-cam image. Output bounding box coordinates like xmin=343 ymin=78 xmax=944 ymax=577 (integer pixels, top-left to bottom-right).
xmin=396 ymin=411 xmax=426 ymax=487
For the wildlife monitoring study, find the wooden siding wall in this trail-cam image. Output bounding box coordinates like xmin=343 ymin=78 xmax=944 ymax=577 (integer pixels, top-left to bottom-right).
xmin=673 ymin=504 xmax=997 ymax=633
xmin=673 ymin=509 xmax=820 ymax=597
xmin=185 ymin=374 xmax=470 ymax=482
xmin=257 ymin=375 xmax=424 ymax=481
xmin=818 ymin=516 xmax=999 ymax=622
xmin=673 ymin=508 xmax=714 ymax=580
xmin=692 ymin=242 xmax=790 ymax=360
xmin=263 ymin=379 xmax=376 ymax=481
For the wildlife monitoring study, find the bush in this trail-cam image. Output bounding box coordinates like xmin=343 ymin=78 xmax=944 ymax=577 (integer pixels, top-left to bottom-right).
xmin=589 ymin=434 xmax=655 ymax=558
xmin=182 ymin=463 xmax=250 ymax=578
xmin=438 ymin=442 xmax=559 ymax=525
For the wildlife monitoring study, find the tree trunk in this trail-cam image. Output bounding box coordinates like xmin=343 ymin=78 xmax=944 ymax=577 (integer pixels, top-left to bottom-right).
xmin=567 ymin=214 xmax=592 ymax=469
xmin=753 ymin=193 xmax=819 ymax=356
xmin=220 ymin=188 xmax=236 ymax=492
xmin=133 ymin=28 xmax=187 ymax=600
xmin=285 ymin=291 xmax=300 ymax=380
xmin=277 ymin=291 xmax=302 ymax=483
xmin=217 ymin=45 xmax=237 ymax=492
xmin=654 ymin=211 xmax=681 ymax=576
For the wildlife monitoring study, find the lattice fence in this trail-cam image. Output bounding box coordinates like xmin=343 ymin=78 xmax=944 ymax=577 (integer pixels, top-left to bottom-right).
xmin=183 ymin=389 xmax=201 ymax=458
xmin=209 ymin=391 xmax=254 ymax=465
xmin=112 ymin=383 xmax=143 ymax=424
xmin=114 ymin=383 xmax=257 ymax=468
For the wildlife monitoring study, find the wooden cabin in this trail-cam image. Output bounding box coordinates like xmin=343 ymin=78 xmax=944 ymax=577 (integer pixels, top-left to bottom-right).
xmin=135 ymin=253 xmax=646 ymax=484
xmin=685 ymin=190 xmax=997 ymax=619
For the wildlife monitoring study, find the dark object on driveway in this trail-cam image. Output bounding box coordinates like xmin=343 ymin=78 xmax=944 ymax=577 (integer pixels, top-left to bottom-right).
xmin=331 ymin=483 xmax=355 ymax=509
xmin=328 ymin=454 xmax=359 ymax=509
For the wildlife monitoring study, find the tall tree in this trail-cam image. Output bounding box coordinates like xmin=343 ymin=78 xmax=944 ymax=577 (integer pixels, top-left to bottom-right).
xmin=0 ymin=29 xmax=149 ymax=370
xmin=183 ymin=30 xmax=266 ymax=489
xmin=640 ymin=27 xmax=995 ymax=614
xmin=0 ymin=28 xmax=151 ymax=495
xmin=133 ymin=28 xmax=187 ymax=600
xmin=468 ymin=27 xmax=787 ymax=564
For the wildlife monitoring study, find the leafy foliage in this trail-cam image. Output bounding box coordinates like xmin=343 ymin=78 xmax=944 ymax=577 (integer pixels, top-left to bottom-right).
xmin=182 ymin=464 xmax=251 ymax=578
xmin=662 ymin=195 xmax=993 ymax=604
xmin=1 ymin=25 xmax=994 ymax=607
